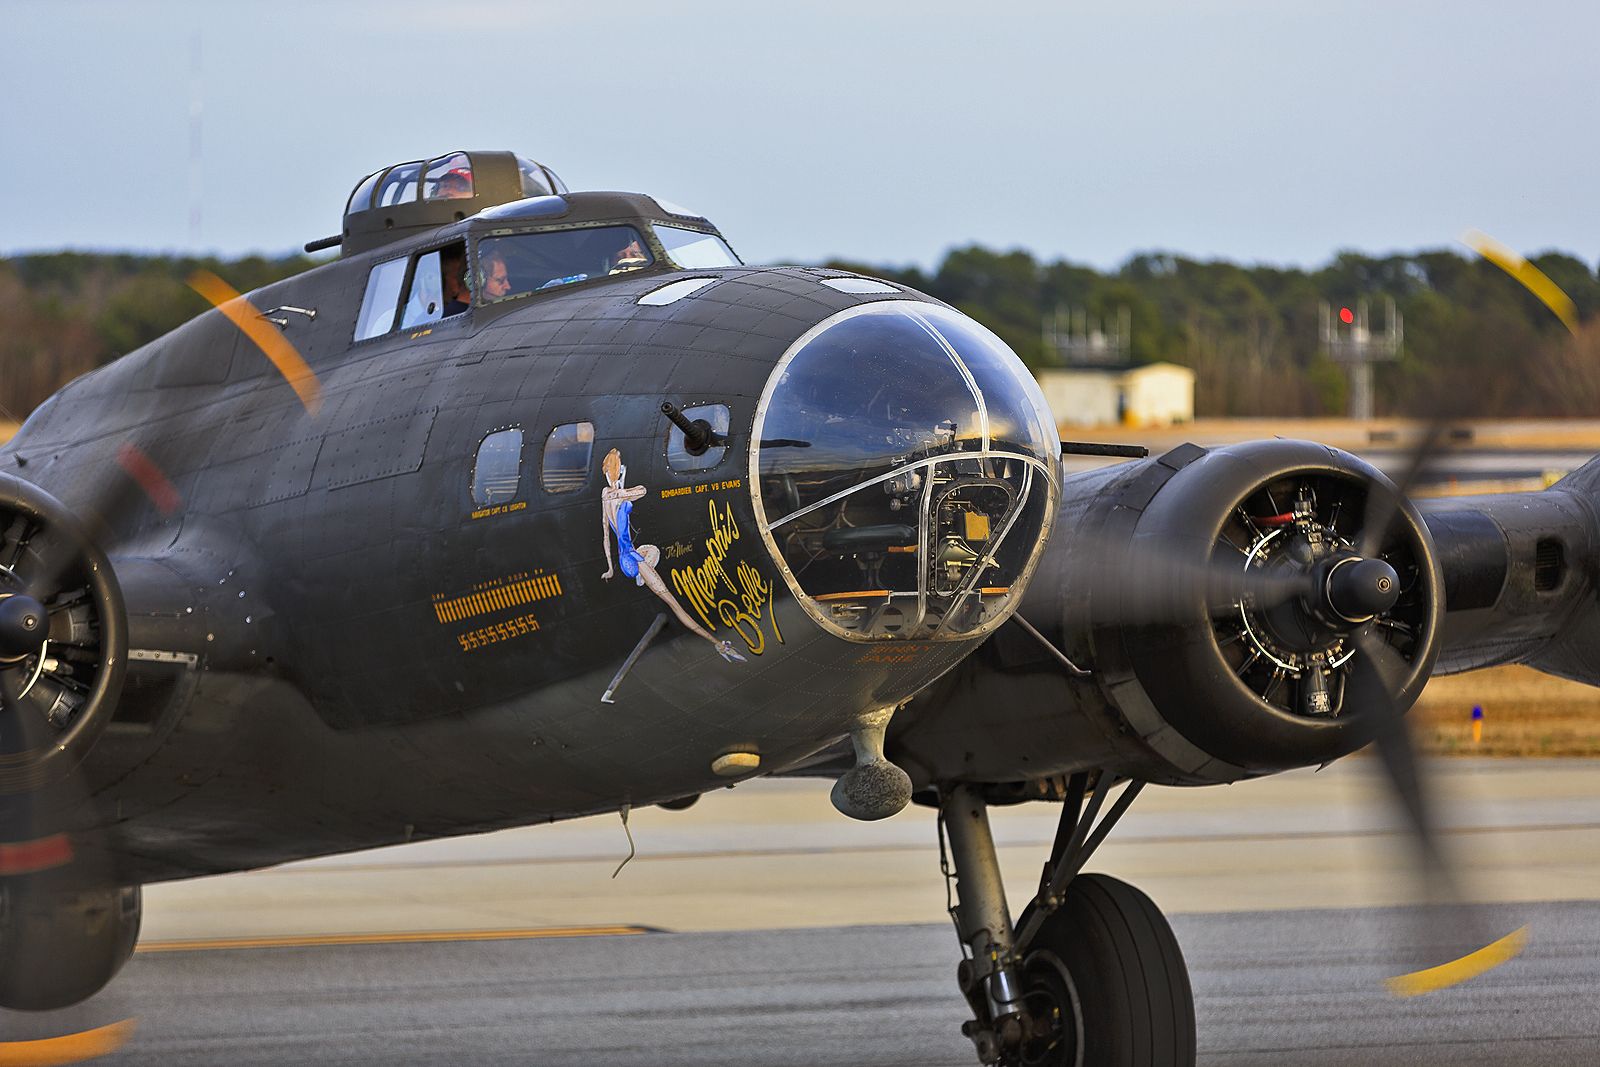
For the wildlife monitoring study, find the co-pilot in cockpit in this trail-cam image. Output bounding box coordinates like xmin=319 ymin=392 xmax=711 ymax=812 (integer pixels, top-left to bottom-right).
xmin=474 ymin=225 xmax=656 ymax=302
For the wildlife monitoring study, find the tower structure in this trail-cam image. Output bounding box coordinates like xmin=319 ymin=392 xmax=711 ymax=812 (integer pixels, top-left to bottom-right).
xmin=1043 ymin=305 xmax=1131 ymax=366
xmin=1320 ymin=297 xmax=1402 ymax=420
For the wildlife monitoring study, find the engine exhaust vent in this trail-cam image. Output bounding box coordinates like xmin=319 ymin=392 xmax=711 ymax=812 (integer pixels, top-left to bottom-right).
xmin=1534 ymin=538 xmax=1565 ymax=592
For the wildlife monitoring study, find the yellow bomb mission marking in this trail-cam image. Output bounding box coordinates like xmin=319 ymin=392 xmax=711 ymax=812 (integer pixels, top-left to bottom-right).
xmin=434 ymin=572 xmax=564 ymax=624
xmin=669 ymin=500 xmax=783 ymax=655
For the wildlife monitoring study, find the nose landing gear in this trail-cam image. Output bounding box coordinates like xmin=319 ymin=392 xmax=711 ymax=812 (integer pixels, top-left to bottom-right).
xmin=939 ymin=775 xmax=1195 ymax=1067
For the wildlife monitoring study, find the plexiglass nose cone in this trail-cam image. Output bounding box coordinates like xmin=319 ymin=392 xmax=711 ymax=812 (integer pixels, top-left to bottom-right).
xmin=751 ymin=302 xmax=1060 ymax=642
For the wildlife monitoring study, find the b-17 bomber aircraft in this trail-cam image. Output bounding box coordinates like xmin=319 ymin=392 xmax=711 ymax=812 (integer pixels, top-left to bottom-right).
xmin=2 ymin=149 xmax=1596 ymax=1065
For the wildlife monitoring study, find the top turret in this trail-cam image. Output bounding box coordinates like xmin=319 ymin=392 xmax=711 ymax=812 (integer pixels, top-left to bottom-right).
xmin=335 ymin=151 xmax=569 ymax=256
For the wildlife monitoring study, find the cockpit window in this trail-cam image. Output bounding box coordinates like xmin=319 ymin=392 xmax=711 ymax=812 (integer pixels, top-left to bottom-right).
xmin=400 ymin=243 xmax=467 ymax=329
xmin=376 ymin=161 xmax=423 ymax=208
xmin=400 ymin=241 xmax=470 ymax=329
xmin=424 ymin=153 xmax=474 ymax=200
xmin=356 ymin=241 xmax=470 ymax=341
xmin=401 ymin=250 xmax=445 ymax=329
xmin=655 ymin=225 xmax=741 ymax=269
xmin=476 ymin=226 xmax=653 ymax=303
xmin=354 ymin=258 xmax=408 ymax=341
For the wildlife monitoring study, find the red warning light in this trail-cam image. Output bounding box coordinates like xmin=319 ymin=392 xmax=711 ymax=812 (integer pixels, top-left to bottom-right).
xmin=1339 ymin=306 xmax=1354 ymax=325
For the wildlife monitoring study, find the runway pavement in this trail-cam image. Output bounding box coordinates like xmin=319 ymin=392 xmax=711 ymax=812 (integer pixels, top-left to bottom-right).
xmin=8 ymin=903 xmax=1599 ymax=1065
xmin=4 ymin=759 xmax=1600 ymax=1063
xmin=136 ymin=759 xmax=1600 ymax=940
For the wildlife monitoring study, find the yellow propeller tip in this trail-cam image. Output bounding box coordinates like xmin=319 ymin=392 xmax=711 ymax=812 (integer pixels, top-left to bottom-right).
xmin=0 ymin=1018 xmax=137 ymax=1066
xmin=1384 ymin=924 xmax=1528 ymax=998
xmin=1461 ymin=229 xmax=1580 ymax=335
xmin=187 ymin=269 xmax=324 ymax=415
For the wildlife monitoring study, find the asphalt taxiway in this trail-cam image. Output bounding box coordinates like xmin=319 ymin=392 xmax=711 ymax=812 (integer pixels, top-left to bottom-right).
xmin=4 ymin=760 xmax=1600 ymax=1064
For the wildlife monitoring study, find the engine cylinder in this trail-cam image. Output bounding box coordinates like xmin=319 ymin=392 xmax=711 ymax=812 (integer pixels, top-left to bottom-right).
xmin=0 ymin=473 xmax=128 ymax=794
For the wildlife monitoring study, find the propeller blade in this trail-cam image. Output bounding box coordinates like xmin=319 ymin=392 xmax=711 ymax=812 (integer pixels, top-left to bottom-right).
xmin=0 ymin=673 xmax=73 ymax=872
xmin=1357 ymin=422 xmax=1446 ymax=560
xmin=1344 ymin=625 xmax=1528 ymax=994
xmin=18 ymin=527 xmax=84 ymax=605
xmin=16 ymin=440 xmax=181 ymax=605
xmin=1078 ymin=531 xmax=1317 ymax=627
xmin=1384 ymin=926 xmax=1529 ymax=998
xmin=1463 ymin=230 xmax=1580 ymax=335
xmin=1347 ymin=626 xmax=1443 ymax=875
xmin=189 ymin=269 xmax=322 ymax=415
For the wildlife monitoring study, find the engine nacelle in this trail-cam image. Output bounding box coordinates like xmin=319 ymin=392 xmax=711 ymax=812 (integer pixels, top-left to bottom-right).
xmin=890 ymin=440 xmax=1445 ymax=789
xmin=0 ymin=882 xmax=141 ymax=1010
xmin=0 ymin=472 xmax=128 ymax=795
xmin=1066 ymin=439 xmax=1444 ymax=782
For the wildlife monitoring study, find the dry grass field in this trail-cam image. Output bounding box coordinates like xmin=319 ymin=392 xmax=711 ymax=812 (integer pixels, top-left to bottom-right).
xmin=1064 ymin=417 xmax=1600 ymax=453
xmin=1415 ymin=665 xmax=1600 ymax=757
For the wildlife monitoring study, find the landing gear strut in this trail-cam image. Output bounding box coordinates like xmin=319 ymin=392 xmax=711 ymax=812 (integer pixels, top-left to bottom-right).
xmin=939 ymin=774 xmax=1196 ymax=1067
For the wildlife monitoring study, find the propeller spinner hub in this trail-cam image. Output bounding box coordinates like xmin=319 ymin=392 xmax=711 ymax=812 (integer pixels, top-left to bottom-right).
xmin=1323 ymin=556 xmax=1400 ymax=623
xmin=0 ymin=593 xmax=48 ymax=659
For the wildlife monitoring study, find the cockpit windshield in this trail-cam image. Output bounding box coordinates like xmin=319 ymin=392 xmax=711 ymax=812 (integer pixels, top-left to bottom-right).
xmin=654 ymin=224 xmax=741 ymax=268
xmin=475 ymin=225 xmax=653 ymax=302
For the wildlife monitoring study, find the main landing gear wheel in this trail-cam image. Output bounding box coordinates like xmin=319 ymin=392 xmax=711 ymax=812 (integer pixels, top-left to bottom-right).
xmin=1013 ymin=875 xmax=1194 ymax=1067
xmin=940 ymin=779 xmax=1194 ymax=1067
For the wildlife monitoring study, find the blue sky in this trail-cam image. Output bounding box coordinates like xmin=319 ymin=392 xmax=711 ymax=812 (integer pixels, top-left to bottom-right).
xmin=5 ymin=0 xmax=1596 ymax=271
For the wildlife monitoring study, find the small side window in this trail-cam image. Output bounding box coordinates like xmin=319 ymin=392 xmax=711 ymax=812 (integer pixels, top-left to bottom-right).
xmin=542 ymin=422 xmax=595 ymax=494
xmin=472 ymin=428 xmax=523 ymax=506
xmin=666 ymin=404 xmax=730 ymax=472
xmin=354 ymin=258 xmax=409 ymax=341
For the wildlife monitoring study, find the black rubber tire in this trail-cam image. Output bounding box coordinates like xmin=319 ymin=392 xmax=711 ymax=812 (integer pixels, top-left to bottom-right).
xmin=1020 ymin=873 xmax=1195 ymax=1067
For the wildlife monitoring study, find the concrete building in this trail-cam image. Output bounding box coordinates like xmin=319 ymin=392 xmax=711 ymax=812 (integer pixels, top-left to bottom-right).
xmin=1035 ymin=362 xmax=1196 ymax=429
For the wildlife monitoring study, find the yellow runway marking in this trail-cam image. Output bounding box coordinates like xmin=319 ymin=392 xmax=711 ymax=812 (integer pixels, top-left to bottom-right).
xmin=0 ymin=1019 xmax=135 ymax=1066
xmin=1385 ymin=924 xmax=1528 ymax=997
xmin=1463 ymin=230 xmax=1579 ymax=334
xmin=137 ymin=924 xmax=655 ymax=954
xmin=188 ymin=269 xmax=323 ymax=413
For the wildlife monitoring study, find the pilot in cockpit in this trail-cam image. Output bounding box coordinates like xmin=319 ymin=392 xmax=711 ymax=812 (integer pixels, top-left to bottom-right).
xmin=441 ymin=246 xmax=471 ymax=316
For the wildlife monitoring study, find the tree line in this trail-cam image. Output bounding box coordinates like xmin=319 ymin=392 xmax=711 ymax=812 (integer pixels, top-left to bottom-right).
xmin=829 ymin=246 xmax=1600 ymax=419
xmin=0 ymin=252 xmax=318 ymax=423
xmin=3 ymin=245 xmax=1598 ymax=422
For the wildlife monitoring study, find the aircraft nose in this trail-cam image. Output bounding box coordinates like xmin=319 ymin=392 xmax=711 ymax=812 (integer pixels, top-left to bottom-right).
xmin=750 ymin=302 xmax=1060 ymax=642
